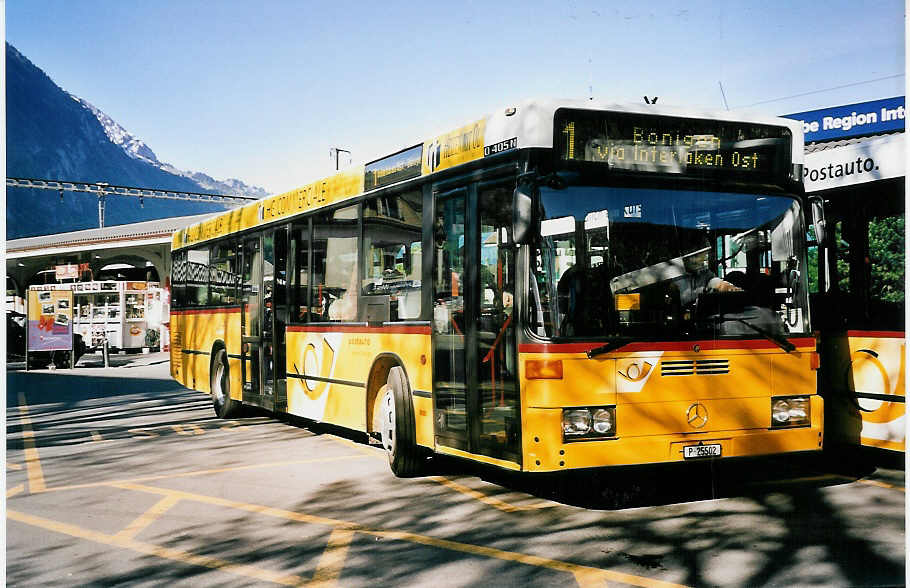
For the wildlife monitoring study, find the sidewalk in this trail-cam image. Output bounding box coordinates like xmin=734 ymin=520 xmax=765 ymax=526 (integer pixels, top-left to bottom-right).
xmin=7 ymin=351 xmax=170 ymax=372
xmin=77 ymin=350 xmax=170 ymax=369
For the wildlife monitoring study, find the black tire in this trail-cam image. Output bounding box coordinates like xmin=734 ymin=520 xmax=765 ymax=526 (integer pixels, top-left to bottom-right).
xmin=211 ymin=348 xmax=241 ymax=418
xmin=380 ymin=366 xmax=424 ymax=477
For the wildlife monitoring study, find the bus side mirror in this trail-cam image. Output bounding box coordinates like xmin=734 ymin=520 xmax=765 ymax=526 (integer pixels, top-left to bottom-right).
xmin=513 ymin=183 xmax=536 ymax=245
xmin=809 ymin=197 xmax=828 ymax=247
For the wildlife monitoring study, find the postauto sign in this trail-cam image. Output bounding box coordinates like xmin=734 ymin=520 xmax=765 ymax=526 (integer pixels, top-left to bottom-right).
xmin=783 ymin=97 xmax=905 ymax=142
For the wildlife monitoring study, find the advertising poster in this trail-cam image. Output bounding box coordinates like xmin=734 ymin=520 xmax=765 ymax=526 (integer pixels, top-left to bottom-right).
xmin=27 ymin=288 xmax=74 ymax=352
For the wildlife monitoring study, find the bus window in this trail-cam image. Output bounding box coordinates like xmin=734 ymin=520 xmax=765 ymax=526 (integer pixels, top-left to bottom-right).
xmin=186 ymin=247 xmax=210 ymax=307
xmin=209 ymin=241 xmax=240 ymax=306
xmin=171 ymin=250 xmax=187 ymax=307
xmin=362 ymin=191 xmax=422 ymax=321
xmin=290 ymin=221 xmax=311 ymax=322
xmin=312 ymin=205 xmax=359 ymax=322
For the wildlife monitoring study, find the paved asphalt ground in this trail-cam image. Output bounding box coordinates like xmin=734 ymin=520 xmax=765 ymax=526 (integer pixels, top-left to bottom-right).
xmin=6 ymin=352 xmax=906 ymax=587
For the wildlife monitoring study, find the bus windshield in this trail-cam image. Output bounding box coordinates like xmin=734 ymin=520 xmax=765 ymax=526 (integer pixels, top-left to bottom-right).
xmin=530 ymin=185 xmax=810 ymax=341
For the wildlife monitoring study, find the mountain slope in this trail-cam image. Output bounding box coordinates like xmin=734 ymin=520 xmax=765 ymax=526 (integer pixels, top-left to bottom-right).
xmin=5 ymin=42 xmax=267 ymax=238
xmin=72 ymin=94 xmax=268 ymax=199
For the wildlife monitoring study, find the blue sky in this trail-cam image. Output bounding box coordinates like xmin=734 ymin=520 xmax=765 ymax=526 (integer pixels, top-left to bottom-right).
xmin=6 ymin=0 xmax=906 ymax=194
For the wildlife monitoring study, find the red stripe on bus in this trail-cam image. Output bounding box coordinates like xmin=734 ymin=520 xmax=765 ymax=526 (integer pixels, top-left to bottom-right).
xmin=286 ymin=325 xmax=431 ymax=335
xmin=518 ymin=337 xmax=816 ymax=354
xmin=847 ymin=330 xmax=906 ymax=339
xmin=170 ymin=307 xmax=241 ymax=315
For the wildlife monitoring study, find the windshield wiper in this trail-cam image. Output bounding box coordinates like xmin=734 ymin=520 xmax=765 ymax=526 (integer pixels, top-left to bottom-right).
xmin=586 ymin=338 xmax=631 ymax=359
xmin=717 ymin=316 xmax=796 ymax=353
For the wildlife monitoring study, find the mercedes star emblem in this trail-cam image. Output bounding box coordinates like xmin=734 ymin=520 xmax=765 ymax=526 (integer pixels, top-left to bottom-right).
xmin=686 ymin=403 xmax=709 ymax=428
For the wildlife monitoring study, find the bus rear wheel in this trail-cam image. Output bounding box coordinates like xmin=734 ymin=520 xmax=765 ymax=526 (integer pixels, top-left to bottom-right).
xmin=211 ymin=349 xmax=241 ymax=418
xmin=380 ymin=366 xmax=424 ymax=477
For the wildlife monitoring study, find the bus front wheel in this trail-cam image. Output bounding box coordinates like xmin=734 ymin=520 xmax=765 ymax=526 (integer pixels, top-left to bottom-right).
xmin=380 ymin=366 xmax=424 ymax=477
xmin=211 ymin=349 xmax=241 ymax=419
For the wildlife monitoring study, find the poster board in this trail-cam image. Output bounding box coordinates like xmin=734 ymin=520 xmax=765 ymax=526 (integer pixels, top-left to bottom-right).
xmin=27 ymin=288 xmax=74 ymax=352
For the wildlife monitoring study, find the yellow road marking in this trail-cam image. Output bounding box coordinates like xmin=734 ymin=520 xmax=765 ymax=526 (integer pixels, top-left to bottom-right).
xmin=429 ymin=476 xmax=555 ymax=512
xmin=173 ymin=424 xmax=205 ymax=436
xmin=117 ymin=482 xmax=687 ymax=588
xmin=573 ymin=568 xmax=614 ymax=587
xmin=127 ymin=428 xmax=160 ymax=438
xmin=7 ymin=485 xmax=25 ymax=498
xmin=127 ymin=429 xmax=160 ymax=439
xmin=326 ymin=436 xmax=558 ymax=512
xmin=855 ymin=478 xmax=905 ymax=492
xmin=46 ymin=455 xmax=368 ymax=493
xmin=7 ymin=509 xmax=307 ymax=586
xmin=17 ymin=391 xmax=46 ymax=493
xmin=746 ymin=472 xmax=906 ymax=493
xmin=309 ymin=528 xmax=355 ymax=588
xmin=220 ymin=421 xmax=246 ymax=431
xmin=114 ymin=494 xmax=182 ymax=541
xmin=327 ymin=435 xmax=380 ymax=458
xmin=7 ymin=462 xmax=23 ymax=470
xmin=813 ymin=474 xmax=906 ymax=492
xmin=91 ymin=431 xmax=110 ymax=443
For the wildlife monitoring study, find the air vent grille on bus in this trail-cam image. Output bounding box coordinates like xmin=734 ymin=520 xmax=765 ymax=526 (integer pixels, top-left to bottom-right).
xmin=661 ymin=359 xmax=730 ymax=376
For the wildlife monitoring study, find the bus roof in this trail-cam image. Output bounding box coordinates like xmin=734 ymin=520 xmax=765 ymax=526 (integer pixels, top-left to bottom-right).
xmin=173 ymin=98 xmax=804 ymax=250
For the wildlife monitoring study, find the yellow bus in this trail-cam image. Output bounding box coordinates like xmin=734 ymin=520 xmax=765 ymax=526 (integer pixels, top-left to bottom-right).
xmin=170 ymin=99 xmax=823 ymax=476
xmin=809 ymin=174 xmax=905 ymax=454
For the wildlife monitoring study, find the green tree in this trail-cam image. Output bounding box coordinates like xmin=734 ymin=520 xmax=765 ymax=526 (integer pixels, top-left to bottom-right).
xmin=868 ymin=215 xmax=905 ymax=303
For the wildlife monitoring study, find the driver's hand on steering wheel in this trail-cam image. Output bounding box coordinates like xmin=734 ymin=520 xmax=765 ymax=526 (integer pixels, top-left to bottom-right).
xmin=707 ymin=277 xmax=743 ymax=292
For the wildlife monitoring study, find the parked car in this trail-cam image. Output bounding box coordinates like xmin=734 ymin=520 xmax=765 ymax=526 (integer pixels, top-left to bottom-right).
xmin=6 ymin=311 xmax=87 ymax=368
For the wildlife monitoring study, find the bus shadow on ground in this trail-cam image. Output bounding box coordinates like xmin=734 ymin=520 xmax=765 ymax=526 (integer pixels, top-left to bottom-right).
xmin=438 ymin=453 xmax=879 ymax=511
xmin=276 ymin=415 xmax=893 ymax=511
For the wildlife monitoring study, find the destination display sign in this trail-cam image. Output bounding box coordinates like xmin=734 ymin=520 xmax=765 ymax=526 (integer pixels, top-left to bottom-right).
xmin=555 ymin=109 xmax=791 ymax=181
xmin=365 ymin=144 xmax=423 ymax=190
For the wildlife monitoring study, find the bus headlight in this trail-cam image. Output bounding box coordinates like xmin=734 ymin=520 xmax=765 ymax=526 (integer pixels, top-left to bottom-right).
xmin=563 ymin=409 xmax=591 ymax=436
xmin=592 ymin=408 xmax=614 ymax=435
xmin=771 ymin=396 xmax=810 ymax=428
xmin=563 ymin=407 xmax=616 ymax=440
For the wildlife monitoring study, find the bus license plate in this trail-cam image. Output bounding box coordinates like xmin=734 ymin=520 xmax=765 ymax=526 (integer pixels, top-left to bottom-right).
xmin=684 ymin=444 xmax=721 ymax=459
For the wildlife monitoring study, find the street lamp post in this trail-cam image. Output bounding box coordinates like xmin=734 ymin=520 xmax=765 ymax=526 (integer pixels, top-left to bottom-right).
xmin=330 ymin=148 xmax=351 ymax=171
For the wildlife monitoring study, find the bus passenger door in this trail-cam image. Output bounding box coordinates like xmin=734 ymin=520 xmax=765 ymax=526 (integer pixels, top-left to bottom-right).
xmin=432 ymin=182 xmax=520 ymax=464
xmin=265 ymin=228 xmax=289 ymax=411
xmin=433 ymin=188 xmax=469 ymax=451
xmin=475 ymin=182 xmax=519 ymax=463
xmin=241 ymin=236 xmax=265 ymax=404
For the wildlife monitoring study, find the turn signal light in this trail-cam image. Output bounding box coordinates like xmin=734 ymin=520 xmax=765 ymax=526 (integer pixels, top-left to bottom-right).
xmin=526 ymin=359 xmax=563 ymax=380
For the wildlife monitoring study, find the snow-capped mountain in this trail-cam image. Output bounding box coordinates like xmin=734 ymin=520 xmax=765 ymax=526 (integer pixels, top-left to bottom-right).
xmin=70 ymin=94 xmax=268 ymax=198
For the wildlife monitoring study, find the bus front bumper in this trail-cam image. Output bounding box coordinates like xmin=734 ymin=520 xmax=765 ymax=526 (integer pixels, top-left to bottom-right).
xmin=523 ymin=405 xmax=823 ymax=472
